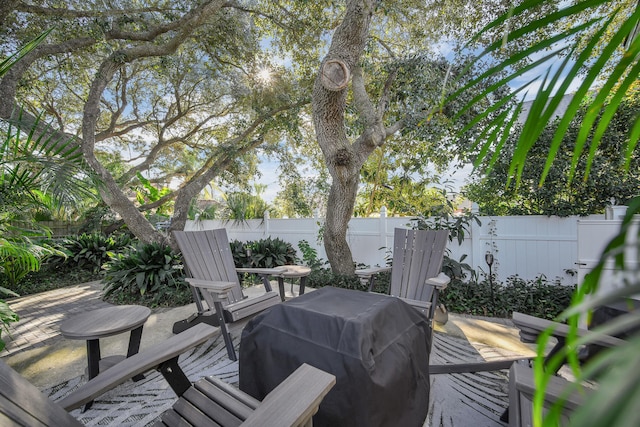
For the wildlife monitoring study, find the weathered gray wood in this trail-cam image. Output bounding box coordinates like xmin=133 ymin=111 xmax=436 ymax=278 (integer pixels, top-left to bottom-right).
xmin=186 ymin=279 xmax=236 ymax=293
xmin=175 ymin=229 xmax=244 ymax=302
xmin=59 ymin=323 xmax=220 ymax=411
xmin=509 ymin=361 xmax=588 ymax=427
xmin=157 ymin=363 xmax=335 ymax=427
xmin=356 ymin=228 xmax=450 ymax=323
xmin=226 ymin=292 xmax=280 ymax=322
xmin=512 ymin=311 xmax=626 ymax=347
xmin=0 ymin=360 xmax=82 ymax=426
xmin=174 ymin=229 xmax=282 ymax=321
xmin=59 ymin=305 xmax=151 ymax=339
xmin=430 ymin=358 xmax=527 ymax=375
xmin=174 ymin=229 xmax=284 ymax=359
xmin=242 ymin=363 xmax=336 ymax=427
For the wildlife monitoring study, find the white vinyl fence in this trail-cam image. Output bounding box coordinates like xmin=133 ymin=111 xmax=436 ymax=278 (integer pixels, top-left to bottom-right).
xmin=185 ymin=210 xmax=606 ymax=285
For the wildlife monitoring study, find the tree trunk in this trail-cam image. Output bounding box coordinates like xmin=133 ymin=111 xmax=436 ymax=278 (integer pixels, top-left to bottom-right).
xmin=312 ymin=0 xmax=384 ymax=275
xmin=323 ymin=162 xmax=360 ymax=274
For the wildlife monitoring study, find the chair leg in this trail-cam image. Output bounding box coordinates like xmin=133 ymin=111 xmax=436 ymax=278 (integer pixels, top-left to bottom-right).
xmin=158 ymin=356 xmax=192 ymax=397
xmin=214 ymin=300 xmax=237 ymax=361
xmin=277 ymin=277 xmax=286 ymax=301
xmin=299 ymin=276 xmax=307 ymax=295
xmin=127 ymin=326 xmax=146 ymax=381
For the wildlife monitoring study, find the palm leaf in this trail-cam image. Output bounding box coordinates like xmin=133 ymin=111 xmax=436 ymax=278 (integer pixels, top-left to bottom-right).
xmin=455 ymin=1 xmax=639 ymax=188
xmin=0 ymin=29 xmax=52 ymax=77
xmin=2 ymin=109 xmax=95 ymax=211
xmin=455 ymin=1 xmax=640 ymax=426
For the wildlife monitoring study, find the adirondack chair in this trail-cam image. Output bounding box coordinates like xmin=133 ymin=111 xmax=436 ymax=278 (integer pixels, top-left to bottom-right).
xmin=173 ymin=229 xmax=285 ymax=361
xmin=505 ymin=311 xmax=628 ymax=426
xmin=0 ymin=323 xmax=336 ymax=427
xmin=356 ymin=228 xmax=451 ymax=324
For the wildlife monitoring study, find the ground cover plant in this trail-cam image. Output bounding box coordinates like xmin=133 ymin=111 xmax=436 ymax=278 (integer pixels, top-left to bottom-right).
xmin=439 ymin=275 xmax=575 ymax=320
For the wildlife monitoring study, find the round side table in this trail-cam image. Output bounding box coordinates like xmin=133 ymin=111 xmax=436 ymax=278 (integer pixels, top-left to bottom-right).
xmin=60 ymin=304 xmax=151 ymax=410
xmin=276 ymin=265 xmax=311 ymax=301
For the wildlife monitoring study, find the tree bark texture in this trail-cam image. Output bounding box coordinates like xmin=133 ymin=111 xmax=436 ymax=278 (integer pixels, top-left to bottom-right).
xmin=312 ymin=0 xmax=390 ymax=275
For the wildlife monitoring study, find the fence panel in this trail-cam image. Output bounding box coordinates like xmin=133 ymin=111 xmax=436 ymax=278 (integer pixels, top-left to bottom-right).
xmin=185 ymin=212 xmax=604 ymax=284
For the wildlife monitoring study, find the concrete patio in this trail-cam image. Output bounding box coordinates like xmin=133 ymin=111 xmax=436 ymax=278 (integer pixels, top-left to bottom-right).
xmin=2 ymin=281 xmax=537 ymax=426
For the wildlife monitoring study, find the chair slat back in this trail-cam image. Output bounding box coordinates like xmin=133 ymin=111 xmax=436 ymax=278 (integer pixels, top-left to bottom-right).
xmin=174 ymin=229 xmax=244 ymax=302
xmin=389 ymin=228 xmax=448 ymax=302
xmin=0 ymin=360 xmax=82 ymax=426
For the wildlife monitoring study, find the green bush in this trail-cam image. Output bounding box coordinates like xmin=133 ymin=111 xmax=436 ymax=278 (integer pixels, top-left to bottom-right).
xmin=441 ymin=275 xmax=575 ymax=319
xmin=231 ymin=237 xmax=297 ymax=268
xmin=230 ymin=239 xmax=251 ymax=268
xmin=102 ymin=242 xmax=191 ymax=307
xmin=47 ymin=232 xmax=133 ymax=274
xmin=5 ymin=265 xmax=101 ymax=296
xmin=306 ymin=268 xmax=365 ymax=291
xmin=0 ymin=286 xmax=19 ymax=352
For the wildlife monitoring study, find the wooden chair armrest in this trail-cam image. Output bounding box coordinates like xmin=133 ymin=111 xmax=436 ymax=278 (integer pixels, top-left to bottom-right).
xmin=236 ymin=267 xmax=288 ymax=276
xmin=58 ymin=323 xmax=220 ymax=412
xmin=509 ymin=360 xmax=588 ymax=424
xmin=242 ymin=363 xmax=336 ymax=427
xmin=241 ymin=364 xmax=336 ymax=427
xmin=512 ymin=312 xmax=625 ymax=347
xmin=425 ymin=272 xmax=451 ymax=290
xmin=355 ymin=266 xmax=392 ymax=279
xmin=185 ymin=278 xmax=236 ymax=293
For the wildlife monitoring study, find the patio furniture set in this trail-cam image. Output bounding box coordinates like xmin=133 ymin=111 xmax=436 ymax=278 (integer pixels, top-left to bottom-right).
xmin=0 ymin=227 xmax=627 ymax=426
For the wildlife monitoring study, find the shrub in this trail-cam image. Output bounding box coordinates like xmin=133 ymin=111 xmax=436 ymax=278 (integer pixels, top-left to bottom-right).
xmin=297 ymin=240 xmax=326 ymax=271
xmin=306 ymin=268 xmax=365 ymax=291
xmin=47 ymin=232 xmax=133 ymax=274
xmin=6 ymin=265 xmax=100 ymax=296
xmin=102 ymin=242 xmax=191 ymax=307
xmin=230 ymin=239 xmax=251 ymax=268
xmin=230 ymin=237 xmax=297 ymax=269
xmin=440 ymin=274 xmax=575 ymax=319
xmin=0 ymin=286 xmax=19 ymax=352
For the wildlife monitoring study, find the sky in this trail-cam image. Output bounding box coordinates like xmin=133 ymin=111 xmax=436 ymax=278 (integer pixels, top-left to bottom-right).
xmin=250 ymin=15 xmax=589 ymax=206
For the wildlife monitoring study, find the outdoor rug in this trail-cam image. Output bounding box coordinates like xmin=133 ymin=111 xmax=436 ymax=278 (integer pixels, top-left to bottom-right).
xmin=43 ymin=330 xmax=518 ymax=427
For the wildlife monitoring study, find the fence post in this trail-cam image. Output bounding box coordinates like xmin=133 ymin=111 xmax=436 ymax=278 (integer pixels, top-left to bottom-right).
xmin=470 ymin=209 xmax=484 ymax=279
xmin=378 ymin=206 xmax=388 ymax=266
xmin=264 ymin=210 xmax=270 ymax=237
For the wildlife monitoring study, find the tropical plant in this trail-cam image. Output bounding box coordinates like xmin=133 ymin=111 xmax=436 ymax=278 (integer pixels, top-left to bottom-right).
xmin=0 ymin=29 xmax=72 ymax=350
xmin=0 ymin=285 xmax=19 ymax=352
xmin=224 ymin=190 xmax=272 ymax=222
xmin=0 ymin=97 xmax=96 ymax=290
xmin=306 ymin=268 xmax=365 ymax=291
xmin=235 ymin=237 xmax=297 ymax=269
xmin=102 ymin=242 xmax=189 ymax=307
xmin=413 ymin=205 xmax=481 ymax=281
xmin=134 ymin=172 xmax=173 ymax=218
xmin=0 ymin=30 xmax=51 ymax=77
xmin=455 ymin=1 xmax=640 ymax=425
xmin=0 ymin=236 xmax=66 ymax=287
xmin=440 ymin=274 xmax=575 ymax=319
xmin=297 ymin=240 xmax=326 ymax=271
xmin=48 ymin=233 xmax=134 ymax=274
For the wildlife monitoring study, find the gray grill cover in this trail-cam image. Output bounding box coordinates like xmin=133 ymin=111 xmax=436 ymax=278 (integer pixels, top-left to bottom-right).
xmin=239 ymin=286 xmax=431 ymax=427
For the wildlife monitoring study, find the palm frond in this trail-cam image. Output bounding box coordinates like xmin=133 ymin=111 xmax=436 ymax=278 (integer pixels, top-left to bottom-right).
xmin=456 ymin=1 xmax=640 ymax=426
xmin=455 ymin=0 xmax=640 ymax=188
xmin=0 ymin=29 xmax=52 ymax=77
